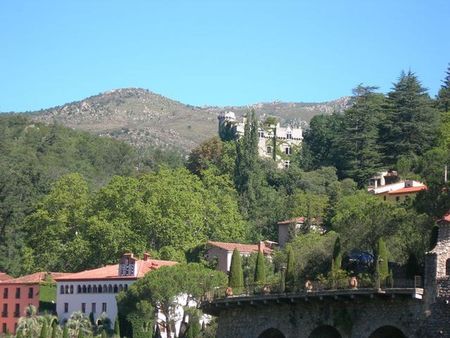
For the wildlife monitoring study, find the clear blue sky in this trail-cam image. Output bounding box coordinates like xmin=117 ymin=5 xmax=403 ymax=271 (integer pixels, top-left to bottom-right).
xmin=1 ymin=0 xmax=449 ymax=112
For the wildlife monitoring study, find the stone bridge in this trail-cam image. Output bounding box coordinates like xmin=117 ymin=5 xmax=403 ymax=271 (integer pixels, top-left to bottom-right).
xmin=202 ymin=288 xmax=425 ymax=338
xmin=202 ymin=217 xmax=450 ymax=338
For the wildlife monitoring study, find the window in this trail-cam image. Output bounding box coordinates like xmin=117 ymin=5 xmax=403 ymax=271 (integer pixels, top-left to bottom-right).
xmin=91 ymin=303 xmax=96 ymax=313
xmin=77 ymin=285 xmax=81 ymax=293
xmin=81 ymin=303 xmax=86 ymax=313
xmin=446 ymin=258 xmax=450 ymax=276
xmin=64 ymin=303 xmax=69 ymax=313
xmin=396 ymin=196 xmax=400 ymax=202
xmin=258 ymin=131 xmax=265 ymax=138
xmin=2 ymin=304 xmax=7 ymax=317
xmin=284 ymin=160 xmax=290 ymax=169
xmin=2 ymin=323 xmax=6 ymax=334
xmin=15 ymin=288 xmax=20 ymax=299
xmin=70 ymin=285 xmax=74 ymax=294
xmin=3 ymin=288 xmax=8 ymax=299
xmin=14 ymin=304 xmax=20 ymax=318
xmin=266 ymin=146 xmax=272 ymax=154
xmin=285 ymin=146 xmax=291 ymax=155
xmin=28 ymin=287 xmax=33 ymax=299
xmin=102 ymin=303 xmax=107 ymax=312
xmin=287 ymin=132 xmax=292 ymax=139
xmin=60 ymin=285 xmax=65 ymax=294
xmin=65 ymin=285 xmax=69 ymax=294
xmin=113 ymin=285 xmax=118 ymax=293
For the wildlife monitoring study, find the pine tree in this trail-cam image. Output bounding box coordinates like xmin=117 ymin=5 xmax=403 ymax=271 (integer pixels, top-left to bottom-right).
xmin=335 ymin=85 xmax=384 ymax=186
xmin=228 ymin=249 xmax=244 ymax=289
xmin=380 ymin=71 xmax=440 ymax=165
xmin=437 ymin=64 xmax=450 ymax=112
xmin=376 ymin=238 xmax=390 ymax=285
xmin=39 ymin=321 xmax=48 ymax=338
xmin=285 ymin=246 xmax=295 ymax=291
xmin=254 ymin=251 xmax=266 ymax=285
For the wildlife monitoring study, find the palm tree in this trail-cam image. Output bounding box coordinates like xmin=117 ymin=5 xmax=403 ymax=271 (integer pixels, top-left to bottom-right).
xmin=66 ymin=311 xmax=93 ymax=338
xmin=16 ymin=305 xmax=43 ymax=338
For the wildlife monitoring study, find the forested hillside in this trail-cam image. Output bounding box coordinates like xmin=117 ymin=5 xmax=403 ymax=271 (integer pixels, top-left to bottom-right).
xmin=0 ymin=116 xmax=183 ymax=275
xmin=1 ymin=67 xmax=450 ymax=284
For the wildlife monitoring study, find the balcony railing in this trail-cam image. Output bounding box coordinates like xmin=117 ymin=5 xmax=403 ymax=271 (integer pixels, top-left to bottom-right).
xmin=202 ymin=276 xmax=423 ymax=302
xmin=1 ymin=312 xmax=7 ymax=318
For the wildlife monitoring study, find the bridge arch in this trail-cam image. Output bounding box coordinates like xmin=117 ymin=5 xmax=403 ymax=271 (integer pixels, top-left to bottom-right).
xmin=257 ymin=328 xmax=286 ymax=338
xmin=368 ymin=325 xmax=406 ymax=338
xmin=308 ymin=325 xmax=342 ymax=338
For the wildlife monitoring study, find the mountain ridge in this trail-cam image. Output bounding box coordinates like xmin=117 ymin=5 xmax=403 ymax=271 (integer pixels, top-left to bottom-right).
xmin=22 ymin=88 xmax=351 ymax=152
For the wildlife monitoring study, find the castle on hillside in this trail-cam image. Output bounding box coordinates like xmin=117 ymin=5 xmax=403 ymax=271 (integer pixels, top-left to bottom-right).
xmin=218 ymin=111 xmax=302 ymax=169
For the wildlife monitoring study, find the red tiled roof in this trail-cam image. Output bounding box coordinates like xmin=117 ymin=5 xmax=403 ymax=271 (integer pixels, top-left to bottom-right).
xmin=0 ymin=272 xmax=12 ymax=281
xmin=277 ymin=216 xmax=322 ymax=225
xmin=277 ymin=217 xmax=306 ymax=225
xmin=387 ymin=185 xmax=427 ymax=195
xmin=441 ymin=213 xmax=450 ymax=223
xmin=54 ymin=259 xmax=177 ymax=282
xmin=207 ymin=241 xmax=272 ymax=255
xmin=0 ymin=272 xmax=69 ymax=285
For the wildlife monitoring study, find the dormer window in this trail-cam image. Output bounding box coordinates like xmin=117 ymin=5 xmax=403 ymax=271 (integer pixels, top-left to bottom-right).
xmin=258 ymin=131 xmax=265 ymax=138
xmin=287 ymin=132 xmax=292 ymax=139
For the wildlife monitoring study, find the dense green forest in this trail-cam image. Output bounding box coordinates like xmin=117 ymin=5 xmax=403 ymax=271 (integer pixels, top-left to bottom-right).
xmin=1 ymin=67 xmax=450 ymax=281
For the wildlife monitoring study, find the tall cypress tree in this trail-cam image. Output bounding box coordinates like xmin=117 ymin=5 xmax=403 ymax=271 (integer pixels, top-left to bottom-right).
xmin=254 ymin=250 xmax=266 ymax=285
xmin=380 ymin=71 xmax=440 ymax=165
xmin=331 ymin=236 xmax=342 ymax=274
xmin=376 ymin=238 xmax=389 ymax=284
xmin=285 ymin=246 xmax=295 ymax=291
xmin=228 ymin=249 xmax=244 ymax=289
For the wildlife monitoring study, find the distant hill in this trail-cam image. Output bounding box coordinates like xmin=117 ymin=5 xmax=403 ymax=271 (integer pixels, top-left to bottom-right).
xmin=26 ymin=88 xmax=351 ymax=152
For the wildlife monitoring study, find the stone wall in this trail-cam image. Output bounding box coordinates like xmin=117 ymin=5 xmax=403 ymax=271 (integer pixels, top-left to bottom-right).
xmin=215 ymin=297 xmax=425 ymax=338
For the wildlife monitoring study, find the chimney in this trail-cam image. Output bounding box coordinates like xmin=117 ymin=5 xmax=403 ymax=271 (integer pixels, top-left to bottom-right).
xmin=143 ymin=252 xmax=150 ymax=261
xmin=258 ymin=241 xmax=264 ymax=253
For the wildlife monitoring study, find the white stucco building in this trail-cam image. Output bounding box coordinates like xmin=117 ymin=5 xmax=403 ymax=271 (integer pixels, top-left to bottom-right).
xmin=218 ymin=112 xmax=303 ymax=169
xmin=54 ymin=253 xmax=176 ymax=326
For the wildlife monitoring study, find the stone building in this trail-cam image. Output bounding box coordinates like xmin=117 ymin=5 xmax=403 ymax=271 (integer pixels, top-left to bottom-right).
xmin=218 ymin=112 xmax=302 ymax=169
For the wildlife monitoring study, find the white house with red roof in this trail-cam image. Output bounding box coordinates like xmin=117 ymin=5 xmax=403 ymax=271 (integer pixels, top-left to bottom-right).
xmin=206 ymin=241 xmax=274 ymax=273
xmin=54 ymin=253 xmax=176 ymax=326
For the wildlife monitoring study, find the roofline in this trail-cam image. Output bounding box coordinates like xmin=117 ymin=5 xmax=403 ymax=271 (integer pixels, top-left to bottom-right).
xmin=54 ymin=277 xmax=139 ymax=282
